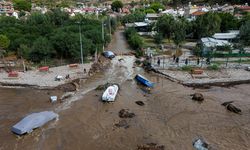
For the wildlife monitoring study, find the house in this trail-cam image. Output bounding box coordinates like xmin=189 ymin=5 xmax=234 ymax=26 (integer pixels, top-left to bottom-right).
xmin=145 ymin=13 xmax=159 ymax=22
xmin=161 ymin=9 xmax=178 ymax=16
xmin=161 ymin=8 xmax=184 ymax=17
xmin=221 ymin=5 xmax=234 ymax=13
xmin=0 ymin=0 xmax=13 ymax=14
xmin=83 ymin=7 xmax=96 ymax=13
xmin=212 ymin=31 xmax=239 ymax=41
xmin=236 ymin=5 xmax=250 ymax=13
xmin=201 ymin=37 xmax=232 ymax=54
xmin=125 ymin=22 xmax=151 ymax=33
xmin=190 ymin=11 xmax=207 ymax=20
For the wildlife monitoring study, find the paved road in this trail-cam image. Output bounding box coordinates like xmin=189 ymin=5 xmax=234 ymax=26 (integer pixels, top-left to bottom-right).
xmin=107 ymin=29 xmax=131 ymax=54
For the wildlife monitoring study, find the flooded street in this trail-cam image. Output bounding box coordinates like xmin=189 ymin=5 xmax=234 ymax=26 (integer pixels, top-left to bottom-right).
xmin=1 ymin=30 xmax=250 ymax=150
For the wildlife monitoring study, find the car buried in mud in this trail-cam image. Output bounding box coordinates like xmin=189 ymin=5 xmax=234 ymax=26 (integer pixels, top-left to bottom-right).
xmin=102 ymin=51 xmax=115 ymax=59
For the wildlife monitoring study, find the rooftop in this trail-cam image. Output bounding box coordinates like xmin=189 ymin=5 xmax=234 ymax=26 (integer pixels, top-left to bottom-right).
xmin=146 ymin=13 xmax=159 ymax=18
xmin=191 ymin=11 xmax=206 ymax=16
xmin=201 ymin=37 xmax=231 ymax=47
xmin=213 ymin=32 xmax=239 ymax=40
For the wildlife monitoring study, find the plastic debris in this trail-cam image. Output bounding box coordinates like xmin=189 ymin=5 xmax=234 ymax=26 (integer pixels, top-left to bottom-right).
xmin=193 ymin=138 xmax=209 ymax=150
xmin=50 ymin=96 xmax=57 ymax=103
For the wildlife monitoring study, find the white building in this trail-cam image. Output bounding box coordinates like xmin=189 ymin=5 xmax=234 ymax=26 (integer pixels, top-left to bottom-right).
xmin=212 ymin=30 xmax=239 ymax=40
xmin=201 ymin=37 xmax=232 ymax=54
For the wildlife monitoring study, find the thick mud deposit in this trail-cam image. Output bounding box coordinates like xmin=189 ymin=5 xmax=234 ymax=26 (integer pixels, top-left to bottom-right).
xmin=1 ymin=56 xmax=250 ymax=150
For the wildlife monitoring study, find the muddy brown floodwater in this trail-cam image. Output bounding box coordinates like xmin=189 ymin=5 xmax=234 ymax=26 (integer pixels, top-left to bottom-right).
xmin=1 ymin=55 xmax=250 ymax=150
xmin=1 ymin=28 xmax=250 ymax=150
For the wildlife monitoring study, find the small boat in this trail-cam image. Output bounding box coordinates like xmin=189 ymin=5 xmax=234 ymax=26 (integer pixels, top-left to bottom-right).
xmin=135 ymin=74 xmax=154 ymax=88
xmin=11 ymin=111 xmax=58 ymax=135
xmin=102 ymin=85 xmax=119 ymax=102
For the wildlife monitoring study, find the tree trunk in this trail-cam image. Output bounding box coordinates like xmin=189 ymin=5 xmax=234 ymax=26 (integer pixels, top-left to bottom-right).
xmin=22 ymin=57 xmax=26 ymax=72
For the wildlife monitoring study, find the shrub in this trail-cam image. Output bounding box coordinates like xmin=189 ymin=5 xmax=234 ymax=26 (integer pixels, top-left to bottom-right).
xmin=181 ymin=65 xmax=193 ymax=71
xmin=153 ymin=33 xmax=163 ymax=44
xmin=207 ymin=64 xmax=219 ymax=70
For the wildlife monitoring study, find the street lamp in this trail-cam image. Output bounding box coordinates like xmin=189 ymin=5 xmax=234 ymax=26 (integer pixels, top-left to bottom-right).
xmin=109 ymin=15 xmax=112 ymax=36
xmin=77 ymin=22 xmax=84 ymax=64
xmin=102 ymin=19 xmax=105 ymax=52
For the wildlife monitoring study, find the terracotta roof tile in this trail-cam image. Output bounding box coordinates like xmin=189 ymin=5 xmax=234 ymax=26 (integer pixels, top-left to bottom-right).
xmin=191 ymin=11 xmax=206 ymax=16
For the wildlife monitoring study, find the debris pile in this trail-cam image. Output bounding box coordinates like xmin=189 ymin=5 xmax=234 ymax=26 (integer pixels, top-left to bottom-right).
xmin=221 ymin=101 xmax=242 ymax=114
xmin=190 ymin=93 xmax=204 ymax=102
xmin=119 ymin=109 xmax=135 ymax=118
xmin=55 ymin=79 xmax=80 ymax=92
xmin=137 ymin=143 xmax=165 ymax=150
xmin=95 ymin=83 xmax=120 ymax=91
xmin=193 ymin=138 xmax=210 ymax=150
xmin=135 ymin=101 xmax=145 ymax=106
xmin=89 ymin=56 xmax=109 ymax=75
xmin=114 ymin=120 xmax=129 ymax=129
xmin=60 ymin=92 xmax=75 ymax=102
xmin=95 ymin=83 xmax=112 ymax=91
xmin=50 ymin=96 xmax=57 ymax=103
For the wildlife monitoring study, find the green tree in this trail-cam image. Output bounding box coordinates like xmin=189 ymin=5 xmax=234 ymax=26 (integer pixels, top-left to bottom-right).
xmin=172 ymin=20 xmax=186 ymax=48
xmin=162 ymin=0 xmax=172 ymax=5
xmin=124 ymin=27 xmax=137 ymax=39
xmin=122 ymin=12 xmax=145 ymax=24
xmin=13 ymin=0 xmax=31 ymax=11
xmin=130 ymin=1 xmax=137 ymax=7
xmin=156 ymin=14 xmax=175 ymax=40
xmin=30 ymin=37 xmax=54 ymax=63
xmin=128 ymin=34 xmax=144 ymax=50
xmin=239 ymin=13 xmax=250 ymax=27
xmin=154 ymin=33 xmax=163 ymax=44
xmin=17 ymin=44 xmax=30 ymax=59
xmin=239 ymin=20 xmax=250 ymax=46
xmin=47 ymin=8 xmax=70 ymax=26
xmin=218 ymin=13 xmax=238 ymax=32
xmin=145 ymin=8 xmax=155 ymax=14
xmin=194 ymin=12 xmax=221 ymax=38
xmin=27 ymin=12 xmax=53 ymax=36
xmin=150 ymin=2 xmax=165 ymax=12
xmin=111 ymin=1 xmax=123 ymax=12
xmin=125 ymin=28 xmax=144 ymax=50
xmin=0 ymin=12 xmax=113 ymax=63
xmin=0 ymin=34 xmax=10 ymax=51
